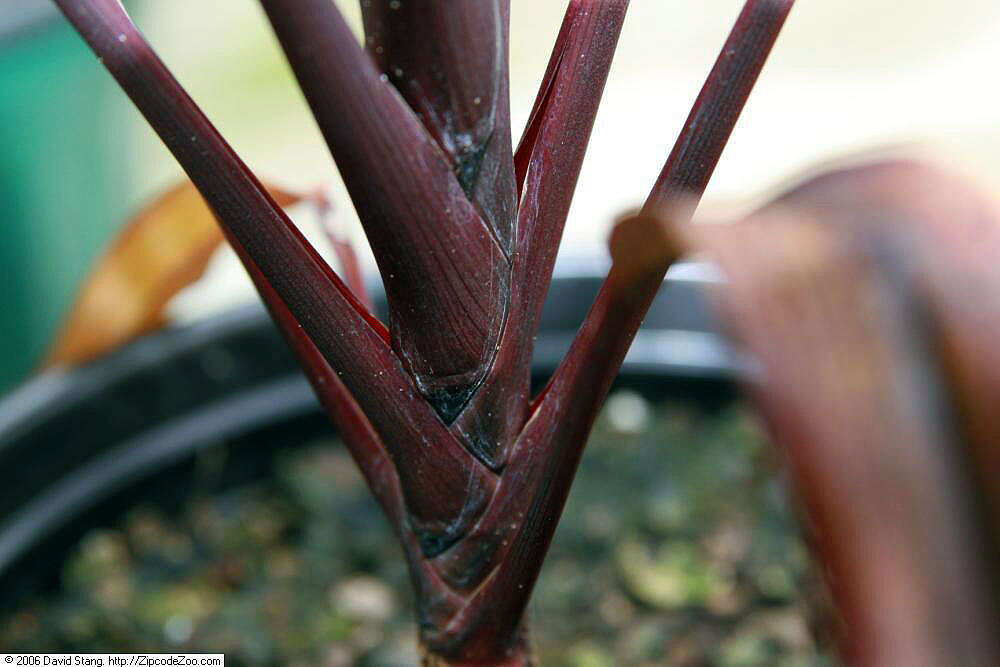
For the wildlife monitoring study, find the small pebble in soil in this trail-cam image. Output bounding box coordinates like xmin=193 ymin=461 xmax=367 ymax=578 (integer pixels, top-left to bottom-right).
xmin=0 ymin=396 xmax=834 ymax=665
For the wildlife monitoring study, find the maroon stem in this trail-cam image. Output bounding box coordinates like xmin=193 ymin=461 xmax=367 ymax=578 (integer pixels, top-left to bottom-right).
xmin=538 ymin=0 xmax=795 ymax=437
xmin=260 ymin=0 xmax=511 ymax=423
xmin=450 ymin=0 xmax=631 ymax=470
xmin=233 ymin=237 xmax=467 ymax=631
xmin=55 ymin=0 xmax=496 ymax=555
xmin=314 ymin=196 xmax=372 ymax=310
xmin=361 ymin=0 xmax=517 ymax=253
xmin=421 ymin=0 xmax=795 ymax=657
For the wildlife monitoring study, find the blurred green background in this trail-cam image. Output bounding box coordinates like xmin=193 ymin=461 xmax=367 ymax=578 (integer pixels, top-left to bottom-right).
xmin=0 ymin=5 xmax=137 ymax=392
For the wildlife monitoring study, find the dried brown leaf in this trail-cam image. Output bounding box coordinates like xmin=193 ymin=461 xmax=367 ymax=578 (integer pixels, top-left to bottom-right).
xmin=43 ymin=180 xmax=301 ymax=368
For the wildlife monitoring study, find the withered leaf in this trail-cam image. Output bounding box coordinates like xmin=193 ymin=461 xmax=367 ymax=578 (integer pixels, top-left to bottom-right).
xmin=43 ymin=180 xmax=301 ymax=368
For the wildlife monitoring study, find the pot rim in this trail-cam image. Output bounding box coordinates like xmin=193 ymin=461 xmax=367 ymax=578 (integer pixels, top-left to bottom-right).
xmin=0 ymin=260 xmax=739 ymax=584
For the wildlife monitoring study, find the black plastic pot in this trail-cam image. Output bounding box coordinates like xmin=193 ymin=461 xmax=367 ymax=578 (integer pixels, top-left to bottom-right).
xmin=0 ymin=261 xmax=738 ymax=608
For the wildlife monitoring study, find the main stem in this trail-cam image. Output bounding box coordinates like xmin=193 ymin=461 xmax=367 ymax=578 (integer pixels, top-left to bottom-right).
xmin=54 ymin=0 xmax=794 ymax=662
xmin=422 ymin=626 xmax=535 ymax=666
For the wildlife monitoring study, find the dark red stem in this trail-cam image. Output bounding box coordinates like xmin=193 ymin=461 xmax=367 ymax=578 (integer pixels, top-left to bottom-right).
xmin=423 ymin=0 xmax=795 ymax=656
xmin=450 ymin=0 xmax=631 ymax=470
xmin=55 ymin=0 xmax=495 ymax=555
xmin=260 ymin=0 xmax=511 ymax=425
